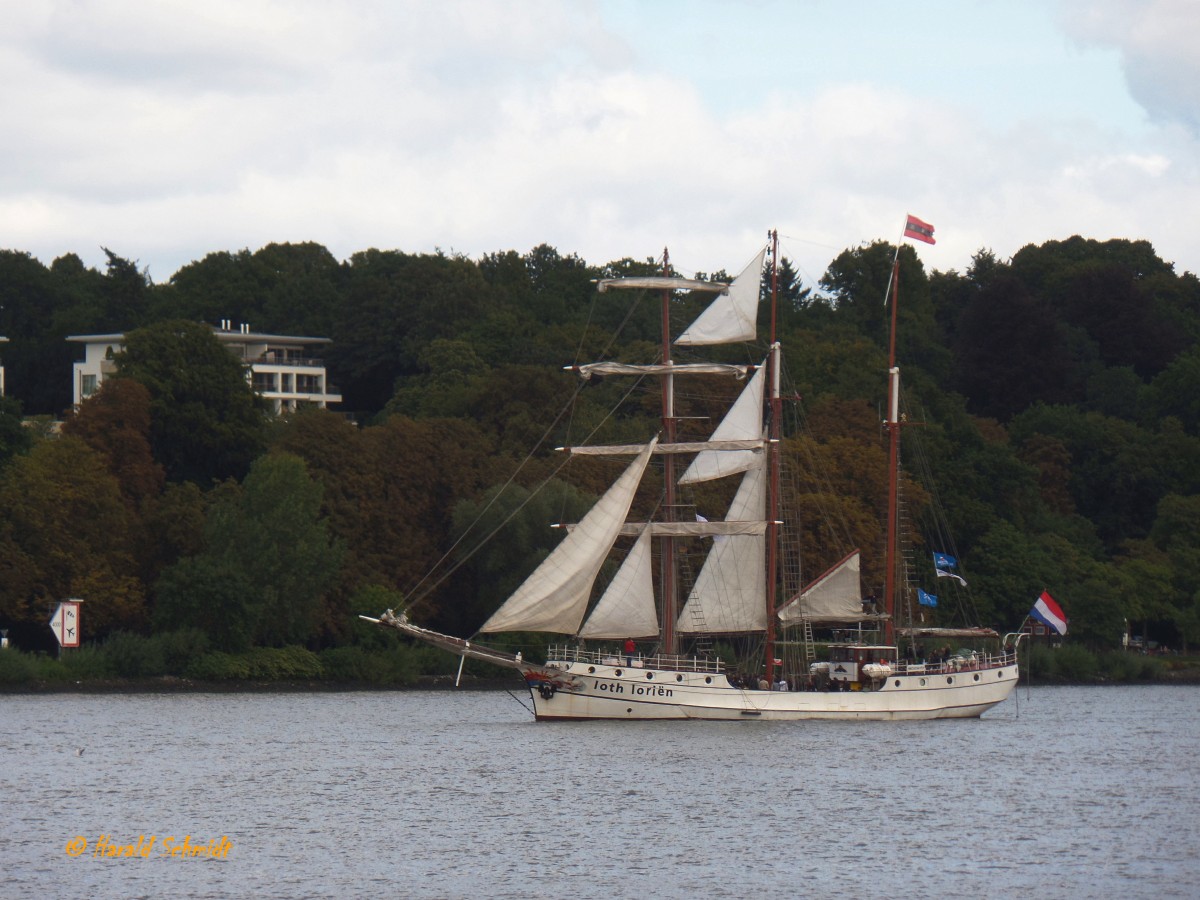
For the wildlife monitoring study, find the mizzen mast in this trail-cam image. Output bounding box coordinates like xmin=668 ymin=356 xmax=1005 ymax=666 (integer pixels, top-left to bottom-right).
xmin=883 ymin=254 xmax=902 ymax=647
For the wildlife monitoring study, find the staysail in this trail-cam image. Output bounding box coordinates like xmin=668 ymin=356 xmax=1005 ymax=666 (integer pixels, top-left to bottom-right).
xmin=578 ymin=526 xmax=659 ymax=639
xmin=678 ymin=362 xmax=766 ymax=485
xmin=478 ymin=438 xmax=657 ymax=634
xmin=676 ymin=453 xmax=768 ymax=634
xmin=675 ymin=248 xmax=766 ymax=346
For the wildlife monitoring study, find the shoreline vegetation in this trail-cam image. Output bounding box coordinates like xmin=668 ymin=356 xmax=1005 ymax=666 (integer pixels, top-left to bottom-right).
xmin=3 ymin=636 xmax=1197 ymax=692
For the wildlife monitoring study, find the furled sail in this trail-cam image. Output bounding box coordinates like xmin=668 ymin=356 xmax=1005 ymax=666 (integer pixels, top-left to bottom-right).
xmin=564 ymin=439 xmax=763 ymax=456
xmin=479 ymin=438 xmax=657 ymax=634
xmin=597 ymin=276 xmax=727 ymax=295
xmin=578 ymin=527 xmax=659 ymax=639
xmin=776 ymin=550 xmax=864 ymax=624
xmin=678 ymin=363 xmax=766 ymax=485
xmin=676 ymin=455 xmax=768 ymax=634
xmin=571 ymin=362 xmax=751 ymax=380
xmin=675 ymin=248 xmax=766 ymax=346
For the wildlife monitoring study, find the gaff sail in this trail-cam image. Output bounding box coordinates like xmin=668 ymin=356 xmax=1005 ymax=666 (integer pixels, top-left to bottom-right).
xmin=776 ymin=550 xmax=865 ymax=624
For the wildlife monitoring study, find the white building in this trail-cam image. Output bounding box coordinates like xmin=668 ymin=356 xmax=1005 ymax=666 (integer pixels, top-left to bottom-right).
xmin=67 ymin=322 xmax=342 ymax=414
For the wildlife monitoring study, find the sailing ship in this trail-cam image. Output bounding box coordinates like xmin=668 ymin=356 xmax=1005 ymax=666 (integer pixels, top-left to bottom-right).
xmin=365 ymin=229 xmax=1021 ymax=720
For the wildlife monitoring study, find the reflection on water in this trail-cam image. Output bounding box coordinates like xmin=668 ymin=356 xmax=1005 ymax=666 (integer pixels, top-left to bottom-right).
xmin=1 ymin=685 xmax=1197 ymax=898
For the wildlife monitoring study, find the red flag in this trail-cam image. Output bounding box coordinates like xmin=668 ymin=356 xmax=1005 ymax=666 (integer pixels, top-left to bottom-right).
xmin=904 ymin=214 xmax=936 ymax=244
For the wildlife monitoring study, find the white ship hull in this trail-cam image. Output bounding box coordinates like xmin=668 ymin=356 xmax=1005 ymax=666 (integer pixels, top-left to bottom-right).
xmin=524 ymin=659 xmax=1018 ymax=721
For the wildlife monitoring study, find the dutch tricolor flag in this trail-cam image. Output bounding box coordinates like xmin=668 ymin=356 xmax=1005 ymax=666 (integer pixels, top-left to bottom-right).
xmin=1030 ymin=590 xmax=1068 ymax=636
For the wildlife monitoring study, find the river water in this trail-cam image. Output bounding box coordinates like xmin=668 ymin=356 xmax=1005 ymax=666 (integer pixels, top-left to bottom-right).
xmin=1 ymin=684 xmax=1197 ymax=898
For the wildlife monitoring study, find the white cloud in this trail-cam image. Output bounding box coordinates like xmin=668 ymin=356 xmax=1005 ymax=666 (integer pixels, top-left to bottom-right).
xmin=1 ymin=0 xmax=1199 ymax=285
xmin=1058 ymin=0 xmax=1200 ymax=134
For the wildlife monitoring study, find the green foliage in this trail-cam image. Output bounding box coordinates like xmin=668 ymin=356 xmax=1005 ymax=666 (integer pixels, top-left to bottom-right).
xmin=155 ymin=557 xmax=258 ymax=653
xmin=184 ymin=647 xmax=329 ymax=681
xmin=0 ymin=647 xmax=37 ymax=683
xmin=117 ymin=319 xmax=267 ymax=484
xmin=206 ymin=453 xmax=345 ymax=646
xmin=1050 ymin=643 xmax=1100 ymax=681
xmin=318 ymin=645 xmax=419 ymax=684
xmin=103 ymin=631 xmax=167 ymax=678
xmin=1098 ymin=651 xmax=1165 ymax=682
xmin=2 ymin=233 xmax=1200 ymax=661
xmin=61 ymin=646 xmax=114 ymax=679
xmin=184 ymin=651 xmax=251 ymax=680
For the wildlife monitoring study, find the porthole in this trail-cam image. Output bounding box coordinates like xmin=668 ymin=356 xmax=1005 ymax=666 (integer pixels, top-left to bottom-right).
xmin=946 ymin=676 xmax=954 ymax=685
xmin=588 ymin=666 xmax=595 ymax=674
xmin=894 ymin=679 xmax=901 ymax=687
xmin=973 ymin=673 xmax=980 ymax=681
xmin=646 ymin=672 xmax=654 ymax=680
xmin=615 ymin=669 xmax=623 ymax=676
xmin=919 ymin=678 xmax=926 ymax=686
xmin=998 ymin=670 xmax=1004 ymax=678
xmin=705 ymin=676 xmax=713 ymax=684
xmin=676 ymin=674 xmax=684 ymax=682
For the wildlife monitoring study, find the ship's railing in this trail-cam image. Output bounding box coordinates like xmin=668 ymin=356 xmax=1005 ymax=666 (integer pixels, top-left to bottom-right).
xmin=891 ymin=648 xmax=1018 ymax=676
xmin=546 ymin=644 xmax=726 ymax=674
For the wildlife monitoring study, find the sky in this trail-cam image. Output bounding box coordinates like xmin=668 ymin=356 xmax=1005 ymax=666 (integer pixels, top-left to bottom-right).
xmin=2 ymin=0 xmax=1198 ymax=288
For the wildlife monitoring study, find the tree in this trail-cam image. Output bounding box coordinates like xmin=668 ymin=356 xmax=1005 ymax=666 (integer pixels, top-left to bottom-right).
xmin=116 ymin=319 xmax=267 ymax=484
xmin=208 ymin=453 xmax=344 ymax=646
xmin=331 ymin=250 xmax=489 ymax=414
xmin=0 ymin=395 xmax=33 ymax=469
xmin=0 ymin=436 xmax=144 ymax=640
xmin=155 ymin=556 xmax=258 ymax=653
xmin=61 ymin=378 xmax=164 ymax=507
xmin=155 ymin=453 xmax=343 ymax=648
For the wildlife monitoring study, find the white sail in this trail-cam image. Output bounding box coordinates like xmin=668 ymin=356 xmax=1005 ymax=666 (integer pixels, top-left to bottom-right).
xmin=776 ymin=550 xmax=864 ymax=624
xmin=675 ymin=248 xmax=765 ymax=346
xmin=479 ymin=438 xmax=657 ymax=634
xmin=678 ymin=364 xmax=766 ymax=485
xmin=676 ymin=456 xmax=768 ymax=634
xmin=578 ymin=527 xmax=659 ymax=639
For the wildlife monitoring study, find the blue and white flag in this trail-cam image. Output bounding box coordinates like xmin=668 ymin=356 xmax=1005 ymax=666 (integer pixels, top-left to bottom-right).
xmin=936 ymin=569 xmax=968 ymax=587
xmin=917 ymin=588 xmax=938 ymax=608
xmin=933 ymin=552 xmax=957 ymax=571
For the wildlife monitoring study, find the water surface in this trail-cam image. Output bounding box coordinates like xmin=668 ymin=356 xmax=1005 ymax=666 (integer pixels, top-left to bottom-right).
xmin=2 ymin=685 xmax=1197 ymax=898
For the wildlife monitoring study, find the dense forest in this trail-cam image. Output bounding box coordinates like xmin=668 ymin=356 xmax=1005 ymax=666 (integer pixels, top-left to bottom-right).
xmin=1 ymin=234 xmax=1198 ymax=675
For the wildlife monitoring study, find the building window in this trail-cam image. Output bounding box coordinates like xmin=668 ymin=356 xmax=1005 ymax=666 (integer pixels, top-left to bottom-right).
xmin=81 ymin=374 xmax=98 ymax=397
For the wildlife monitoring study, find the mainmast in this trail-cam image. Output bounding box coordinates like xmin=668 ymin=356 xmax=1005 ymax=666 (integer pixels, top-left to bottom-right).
xmin=660 ymin=248 xmax=679 ymax=656
xmin=764 ymin=230 xmax=781 ymax=683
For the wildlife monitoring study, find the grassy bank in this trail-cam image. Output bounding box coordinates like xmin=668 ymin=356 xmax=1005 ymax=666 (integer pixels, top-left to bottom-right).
xmin=2 ymin=633 xmax=1197 ymax=690
xmin=0 ymin=629 xmax=508 ymax=690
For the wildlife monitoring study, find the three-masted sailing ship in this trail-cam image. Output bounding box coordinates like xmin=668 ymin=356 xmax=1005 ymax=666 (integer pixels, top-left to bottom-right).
xmin=365 ymin=228 xmax=1021 ymax=720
